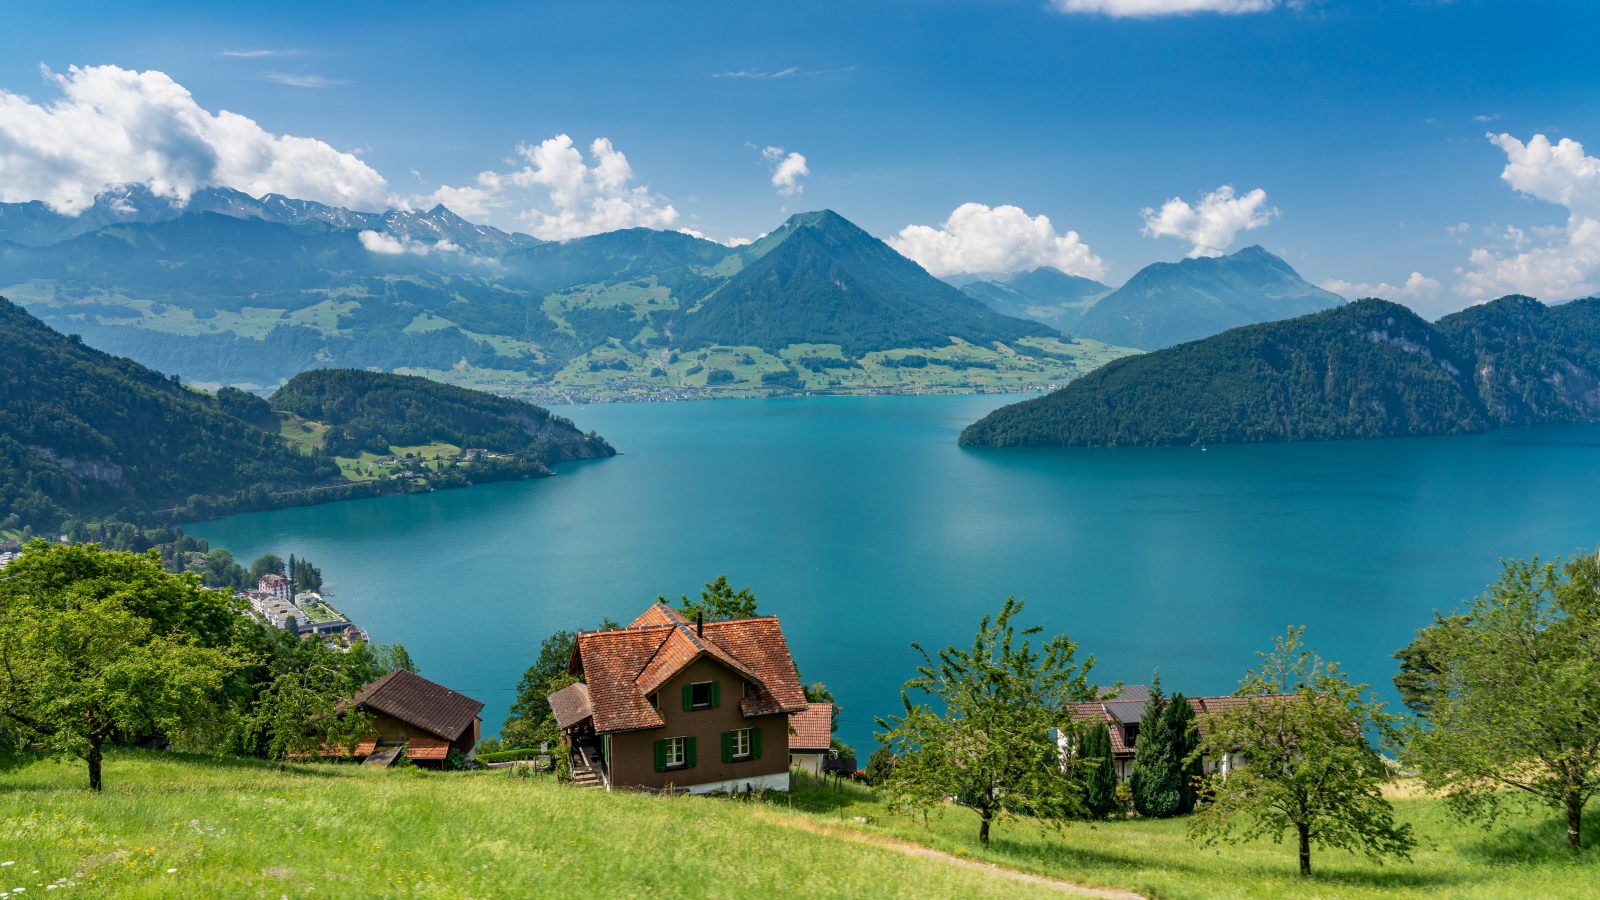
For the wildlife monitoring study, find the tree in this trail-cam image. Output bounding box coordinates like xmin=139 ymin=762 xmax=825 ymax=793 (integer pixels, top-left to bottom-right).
xmin=803 ymin=681 xmax=842 ymax=735
xmin=1130 ymin=676 xmax=1181 ymax=818
xmin=668 ymin=575 xmax=758 ymax=622
xmin=0 ymin=542 xmax=245 ymax=790
xmin=244 ymin=651 xmax=375 ymax=765
xmin=499 ymin=618 xmax=618 ymax=750
xmin=1189 ymin=627 xmax=1414 ymax=877
xmin=1399 ymin=553 xmax=1600 ymax=851
xmin=866 ymin=746 xmax=897 ymax=786
xmin=249 ymin=554 xmax=285 ymax=584
xmin=875 ymin=597 xmax=1097 ymax=845
xmin=375 ymin=642 xmax=419 ymax=675
xmin=1078 ymin=722 xmax=1119 ymax=819
xmin=1164 ymin=693 xmax=1202 ymax=814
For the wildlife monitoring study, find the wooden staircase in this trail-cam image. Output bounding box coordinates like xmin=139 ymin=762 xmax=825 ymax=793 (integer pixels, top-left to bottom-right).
xmin=571 ymin=744 xmax=606 ymax=788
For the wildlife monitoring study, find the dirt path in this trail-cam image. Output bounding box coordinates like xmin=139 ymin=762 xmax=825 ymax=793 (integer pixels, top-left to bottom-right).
xmin=754 ymin=809 xmax=1144 ymax=898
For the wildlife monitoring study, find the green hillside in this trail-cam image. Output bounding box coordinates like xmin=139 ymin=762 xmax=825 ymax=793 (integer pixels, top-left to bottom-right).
xmin=5 ymin=750 xmax=1596 ymax=898
xmin=1073 ymin=245 xmax=1344 ymax=351
xmin=0 ymin=752 xmax=1055 ymax=899
xmin=962 ymin=295 xmax=1600 ymax=448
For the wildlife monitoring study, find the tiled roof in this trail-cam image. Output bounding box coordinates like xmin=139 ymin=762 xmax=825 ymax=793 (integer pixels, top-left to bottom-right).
xmin=789 ymin=703 xmax=833 ymax=752
xmin=352 ymin=669 xmax=485 ymax=741
xmin=404 ymin=735 xmax=452 ymax=761
xmin=1065 ymin=688 xmax=1299 ymax=758
xmin=564 ymin=606 xmax=811 ymax=735
xmin=549 ymin=682 xmax=592 ymax=731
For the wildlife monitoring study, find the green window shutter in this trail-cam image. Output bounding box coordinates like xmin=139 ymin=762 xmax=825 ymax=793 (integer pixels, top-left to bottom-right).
xmin=710 ymin=681 xmax=721 ymax=709
xmin=751 ymin=726 xmax=762 ymax=760
xmin=721 ymin=731 xmax=733 ymax=764
xmin=682 ymin=684 xmax=693 ymax=711
xmin=685 ymin=735 xmax=697 ymax=768
xmin=653 ymin=739 xmax=666 ymax=773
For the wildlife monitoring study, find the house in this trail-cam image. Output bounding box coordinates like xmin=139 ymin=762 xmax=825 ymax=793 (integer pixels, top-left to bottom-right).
xmin=257 ymin=573 xmax=291 ymax=603
xmin=547 ymin=603 xmax=810 ymax=793
xmin=321 ymin=669 xmax=485 ymax=768
xmin=787 ymin=703 xmax=834 ymax=776
xmin=1063 ymin=686 xmax=1294 ymax=780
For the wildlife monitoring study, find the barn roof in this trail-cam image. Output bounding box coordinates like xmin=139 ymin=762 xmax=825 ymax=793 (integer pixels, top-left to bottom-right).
xmin=788 ymin=703 xmax=834 ymax=752
xmin=352 ymin=669 xmax=484 ymax=742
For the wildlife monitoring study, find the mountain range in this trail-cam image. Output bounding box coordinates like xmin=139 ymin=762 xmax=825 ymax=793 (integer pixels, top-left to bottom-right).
xmin=960 ymin=295 xmax=1600 ymax=448
xmin=955 ymin=268 xmax=1113 ymax=331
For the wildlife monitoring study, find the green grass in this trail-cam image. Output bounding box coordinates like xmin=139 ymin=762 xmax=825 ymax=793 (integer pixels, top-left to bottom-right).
xmin=276 ymin=412 xmax=329 ymax=454
xmin=0 ymin=751 xmax=1050 ymax=898
xmin=777 ymin=774 xmax=1600 ymax=898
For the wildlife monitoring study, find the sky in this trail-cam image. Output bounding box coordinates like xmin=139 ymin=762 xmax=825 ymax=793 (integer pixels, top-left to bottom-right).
xmin=3 ymin=0 xmax=1599 ymax=316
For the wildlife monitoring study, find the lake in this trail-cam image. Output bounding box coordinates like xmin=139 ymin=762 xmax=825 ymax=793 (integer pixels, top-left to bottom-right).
xmin=188 ymin=395 xmax=1600 ymax=756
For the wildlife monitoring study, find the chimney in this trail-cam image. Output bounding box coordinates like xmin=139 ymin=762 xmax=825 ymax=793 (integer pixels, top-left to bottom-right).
xmin=697 ymin=612 xmax=704 ymax=637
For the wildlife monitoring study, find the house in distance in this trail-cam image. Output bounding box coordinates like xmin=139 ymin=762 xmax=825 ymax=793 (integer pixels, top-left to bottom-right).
xmin=322 ymin=669 xmax=485 ymax=769
xmin=1064 ymin=685 xmax=1293 ymax=780
xmin=548 ymin=603 xmax=815 ymax=793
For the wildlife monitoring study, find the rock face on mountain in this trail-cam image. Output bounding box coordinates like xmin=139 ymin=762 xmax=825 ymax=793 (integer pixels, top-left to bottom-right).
xmin=961 ymin=296 xmax=1600 ymax=448
xmin=1072 ymin=246 xmax=1345 ymax=351
xmin=674 ymin=211 xmax=1056 ymax=355
xmin=957 ymin=267 xmax=1112 ymax=331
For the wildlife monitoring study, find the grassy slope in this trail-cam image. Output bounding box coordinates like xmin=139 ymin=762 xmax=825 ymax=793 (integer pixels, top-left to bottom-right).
xmin=0 ymin=752 xmax=1049 ymax=899
xmin=780 ymin=772 xmax=1600 ymax=899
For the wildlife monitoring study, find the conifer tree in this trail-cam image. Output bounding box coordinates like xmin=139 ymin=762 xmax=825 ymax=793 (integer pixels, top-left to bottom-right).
xmin=1079 ymin=721 xmax=1119 ymax=819
xmin=1130 ymin=676 xmax=1181 ymax=818
xmin=1164 ymin=693 xmax=1203 ymax=814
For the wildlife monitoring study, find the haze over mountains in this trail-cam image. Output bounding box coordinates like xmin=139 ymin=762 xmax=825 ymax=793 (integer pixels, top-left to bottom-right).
xmin=2 ymin=187 xmax=1346 ymax=400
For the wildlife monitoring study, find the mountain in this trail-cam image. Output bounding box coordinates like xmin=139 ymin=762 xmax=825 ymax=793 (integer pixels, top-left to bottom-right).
xmin=1072 ymin=246 xmax=1344 ymax=351
xmin=0 ymin=199 xmax=1125 ymax=400
xmin=958 ymin=268 xmax=1112 ymax=331
xmin=0 ymin=296 xmax=613 ymax=535
xmin=674 ymin=211 xmax=1056 ymax=355
xmin=0 ymin=295 xmax=337 ymax=531
xmin=961 ymin=296 xmax=1600 ymax=447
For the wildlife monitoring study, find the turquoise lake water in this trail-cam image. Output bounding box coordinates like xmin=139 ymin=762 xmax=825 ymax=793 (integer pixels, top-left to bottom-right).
xmin=188 ymin=395 xmax=1600 ymax=756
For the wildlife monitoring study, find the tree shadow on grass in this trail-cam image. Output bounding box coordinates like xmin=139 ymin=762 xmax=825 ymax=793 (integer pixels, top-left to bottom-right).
xmin=1457 ymin=816 xmax=1600 ymax=866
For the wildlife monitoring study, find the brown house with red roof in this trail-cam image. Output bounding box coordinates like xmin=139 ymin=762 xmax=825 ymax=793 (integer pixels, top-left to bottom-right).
xmin=319 ymin=669 xmax=484 ymax=769
xmin=1064 ymin=685 xmax=1294 ymax=781
xmin=548 ymin=603 xmax=813 ymax=793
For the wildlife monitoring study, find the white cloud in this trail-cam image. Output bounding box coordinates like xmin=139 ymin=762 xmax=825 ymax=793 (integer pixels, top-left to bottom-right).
xmin=0 ymin=64 xmax=389 ymax=215
xmin=357 ymin=230 xmax=463 ymax=256
xmin=1321 ymin=271 xmax=1442 ymax=301
xmin=711 ymin=66 xmax=854 ymax=80
xmin=263 ymin=73 xmax=349 ymax=88
xmin=1052 ymin=0 xmax=1279 ymax=17
xmin=219 ymin=49 xmax=302 ymax=58
xmin=887 ymin=202 xmax=1107 ymax=279
xmin=762 ymin=146 xmax=809 ymax=196
xmin=1140 ymin=185 xmax=1278 ymax=258
xmin=1446 ymin=221 xmax=1470 ymax=237
xmin=1457 ymin=132 xmax=1600 ymax=301
xmin=420 ymin=134 xmax=678 ymax=240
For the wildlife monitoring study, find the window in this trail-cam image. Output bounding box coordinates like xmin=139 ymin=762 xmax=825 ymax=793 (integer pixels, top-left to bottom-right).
xmin=721 ymin=727 xmax=762 ymax=763
xmin=743 ymin=680 xmax=759 ymax=700
xmin=663 ymin=736 xmax=686 ymax=769
xmin=730 ymin=729 xmax=752 ymax=759
xmin=647 ymin=692 xmax=659 ymax=710
xmin=688 ymin=679 xmax=713 ymax=707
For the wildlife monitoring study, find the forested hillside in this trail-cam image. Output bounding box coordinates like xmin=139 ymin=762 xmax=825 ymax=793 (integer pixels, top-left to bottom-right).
xmin=961 ymin=297 xmax=1600 ymax=447
xmin=270 ymin=369 xmax=614 ymax=462
xmin=0 ymin=296 xmax=336 ymax=532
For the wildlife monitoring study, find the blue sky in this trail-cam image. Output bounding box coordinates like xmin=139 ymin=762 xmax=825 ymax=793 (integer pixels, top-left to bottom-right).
xmin=4 ymin=0 xmax=1599 ymax=313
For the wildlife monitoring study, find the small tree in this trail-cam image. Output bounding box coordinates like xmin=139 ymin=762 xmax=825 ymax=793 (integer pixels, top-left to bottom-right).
xmin=668 ymin=575 xmax=759 ymax=622
xmin=1400 ymin=553 xmax=1600 ymax=851
xmin=866 ymin=746 xmax=897 ymax=786
xmin=1131 ymin=676 xmax=1181 ymax=818
xmin=875 ymin=597 xmax=1097 ymax=845
xmin=245 ymin=656 xmax=375 ymax=765
xmin=1190 ymin=627 xmax=1414 ymax=877
xmin=1078 ymin=722 xmax=1119 ymax=819
xmin=249 ymin=553 xmax=285 ymax=583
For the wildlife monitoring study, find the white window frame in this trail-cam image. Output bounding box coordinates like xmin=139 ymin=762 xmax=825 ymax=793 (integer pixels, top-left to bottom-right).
xmin=664 ymin=736 xmax=686 ymax=768
xmin=731 ymin=728 xmax=752 ymax=759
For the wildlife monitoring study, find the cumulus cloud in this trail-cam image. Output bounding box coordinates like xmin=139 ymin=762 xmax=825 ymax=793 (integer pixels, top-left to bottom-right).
xmin=762 ymin=146 xmax=809 ymax=196
xmin=419 ymin=134 xmax=678 ymax=240
xmin=887 ymin=202 xmax=1107 ymax=279
xmin=357 ymin=230 xmax=463 ymax=256
xmin=0 ymin=64 xmax=389 ymax=215
xmin=1322 ymin=271 xmax=1442 ymax=301
xmin=1052 ymin=0 xmax=1279 ymax=17
xmin=1140 ymin=185 xmax=1278 ymax=258
xmin=1457 ymin=132 xmax=1600 ymax=301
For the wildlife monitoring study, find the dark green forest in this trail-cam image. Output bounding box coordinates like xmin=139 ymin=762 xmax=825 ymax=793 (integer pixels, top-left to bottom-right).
xmin=962 ymin=296 xmax=1600 ymax=447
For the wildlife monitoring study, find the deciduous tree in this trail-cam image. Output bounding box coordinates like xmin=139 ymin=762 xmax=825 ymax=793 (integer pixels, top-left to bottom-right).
xmin=875 ymin=597 xmax=1097 ymax=844
xmin=668 ymin=575 xmax=759 ymax=622
xmin=1189 ymin=627 xmax=1413 ymax=876
xmin=1399 ymin=553 xmax=1600 ymax=851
